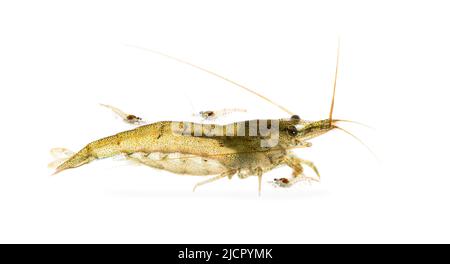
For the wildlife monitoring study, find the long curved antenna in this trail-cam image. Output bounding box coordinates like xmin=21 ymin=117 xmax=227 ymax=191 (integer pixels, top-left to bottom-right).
xmin=329 ymin=39 xmax=340 ymax=125
xmin=334 ymin=126 xmax=379 ymax=162
xmin=124 ymin=44 xmax=294 ymax=115
xmin=333 ymin=119 xmax=375 ymax=130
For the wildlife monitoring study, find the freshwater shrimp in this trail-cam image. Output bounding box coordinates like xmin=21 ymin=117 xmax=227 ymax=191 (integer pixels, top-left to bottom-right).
xmin=101 ymin=101 xmax=246 ymax=124
xmin=100 ymin=103 xmax=146 ymax=125
xmin=193 ymin=108 xmax=247 ymax=121
xmin=51 ymin=43 xmax=361 ymax=195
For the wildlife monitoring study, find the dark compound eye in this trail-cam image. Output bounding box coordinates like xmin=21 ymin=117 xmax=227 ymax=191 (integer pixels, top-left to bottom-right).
xmin=127 ymin=115 xmax=137 ymax=120
xmin=291 ymin=114 xmax=301 ymax=120
xmin=287 ymin=125 xmax=298 ymax=136
xmin=201 ymin=111 xmax=214 ymax=117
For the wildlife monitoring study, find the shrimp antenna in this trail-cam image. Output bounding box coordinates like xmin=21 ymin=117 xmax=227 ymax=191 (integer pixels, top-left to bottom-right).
xmin=333 ymin=119 xmax=375 ymax=130
xmin=124 ymin=44 xmax=294 ymax=115
xmin=334 ymin=126 xmax=379 ymax=162
xmin=329 ymin=39 xmax=340 ymax=126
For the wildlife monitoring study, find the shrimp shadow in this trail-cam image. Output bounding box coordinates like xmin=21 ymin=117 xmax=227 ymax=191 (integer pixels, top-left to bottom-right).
xmin=106 ymin=187 xmax=331 ymax=200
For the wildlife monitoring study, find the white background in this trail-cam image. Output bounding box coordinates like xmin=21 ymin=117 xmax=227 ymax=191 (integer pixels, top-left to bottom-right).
xmin=1 ymin=0 xmax=449 ymax=243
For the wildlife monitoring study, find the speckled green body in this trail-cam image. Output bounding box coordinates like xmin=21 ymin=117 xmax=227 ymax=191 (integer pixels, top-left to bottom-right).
xmin=55 ymin=119 xmax=306 ymax=175
xmin=53 ymin=116 xmax=334 ymax=193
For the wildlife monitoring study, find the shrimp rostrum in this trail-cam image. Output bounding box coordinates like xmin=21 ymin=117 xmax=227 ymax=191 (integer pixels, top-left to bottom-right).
xmin=51 ymin=45 xmax=356 ymax=195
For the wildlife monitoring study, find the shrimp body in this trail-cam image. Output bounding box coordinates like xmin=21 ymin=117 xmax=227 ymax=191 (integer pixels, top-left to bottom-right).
xmin=54 ymin=120 xmax=289 ymax=178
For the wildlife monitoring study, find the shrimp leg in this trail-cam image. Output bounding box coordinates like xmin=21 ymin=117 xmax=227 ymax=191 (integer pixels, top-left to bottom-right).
xmin=193 ymin=170 xmax=236 ymax=192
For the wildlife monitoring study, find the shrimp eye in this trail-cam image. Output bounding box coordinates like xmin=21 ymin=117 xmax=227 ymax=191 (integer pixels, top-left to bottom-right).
xmin=201 ymin=111 xmax=214 ymax=117
xmin=287 ymin=126 xmax=298 ymax=136
xmin=127 ymin=115 xmax=136 ymax=120
xmin=291 ymin=114 xmax=301 ymax=120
